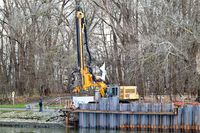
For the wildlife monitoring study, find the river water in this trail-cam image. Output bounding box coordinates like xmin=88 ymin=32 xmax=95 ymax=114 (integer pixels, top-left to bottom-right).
xmin=0 ymin=126 xmax=180 ymax=133
xmin=0 ymin=127 xmax=148 ymax=133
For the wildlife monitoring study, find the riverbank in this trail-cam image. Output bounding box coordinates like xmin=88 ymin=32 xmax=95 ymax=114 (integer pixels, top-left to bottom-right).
xmin=0 ymin=110 xmax=65 ymax=128
xmin=0 ymin=121 xmax=64 ymax=128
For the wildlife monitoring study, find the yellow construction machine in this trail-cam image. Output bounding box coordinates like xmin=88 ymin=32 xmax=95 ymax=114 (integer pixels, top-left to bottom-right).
xmin=71 ymin=1 xmax=139 ymax=101
xmin=120 ymin=86 xmax=139 ymax=101
xmin=72 ymin=3 xmax=107 ymax=97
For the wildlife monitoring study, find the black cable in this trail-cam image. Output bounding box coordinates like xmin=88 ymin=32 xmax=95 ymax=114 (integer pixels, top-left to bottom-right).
xmin=83 ymin=19 xmax=96 ymax=81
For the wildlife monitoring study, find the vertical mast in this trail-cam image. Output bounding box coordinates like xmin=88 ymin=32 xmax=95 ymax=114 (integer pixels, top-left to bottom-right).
xmin=75 ymin=0 xmax=81 ymax=70
xmin=75 ymin=0 xmax=84 ymax=87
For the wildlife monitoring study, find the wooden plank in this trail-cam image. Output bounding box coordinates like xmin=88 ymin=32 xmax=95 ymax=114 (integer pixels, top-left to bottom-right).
xmin=73 ymin=108 xmax=178 ymax=115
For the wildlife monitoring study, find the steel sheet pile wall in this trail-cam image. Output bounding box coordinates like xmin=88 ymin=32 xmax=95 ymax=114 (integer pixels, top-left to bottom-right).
xmin=78 ymin=98 xmax=200 ymax=131
xmin=119 ymin=103 xmax=129 ymax=128
xmin=89 ymin=103 xmax=97 ymax=128
xmin=108 ymin=97 xmax=119 ymax=128
xmin=130 ymin=102 xmax=138 ymax=129
xmin=99 ymin=98 xmax=107 ymax=128
xmin=79 ymin=104 xmax=88 ymax=128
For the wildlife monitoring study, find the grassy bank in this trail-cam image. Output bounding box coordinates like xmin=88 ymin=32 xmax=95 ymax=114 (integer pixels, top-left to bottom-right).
xmin=0 ymin=104 xmax=25 ymax=109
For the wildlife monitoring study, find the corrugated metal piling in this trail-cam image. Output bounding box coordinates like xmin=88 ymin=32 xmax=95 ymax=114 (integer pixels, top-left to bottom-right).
xmin=99 ymin=98 xmax=107 ymax=129
xmin=130 ymin=102 xmax=138 ymax=129
xmin=119 ymin=103 xmax=129 ymax=129
xmin=79 ymin=104 xmax=88 ymax=128
xmin=76 ymin=97 xmax=200 ymax=131
xmin=108 ymin=97 xmax=119 ymax=129
xmin=89 ymin=103 xmax=97 ymax=128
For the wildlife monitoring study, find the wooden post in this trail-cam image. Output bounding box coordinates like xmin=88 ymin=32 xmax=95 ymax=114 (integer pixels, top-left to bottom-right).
xmin=65 ymin=113 xmax=70 ymax=126
xmin=12 ymin=91 xmax=15 ymax=105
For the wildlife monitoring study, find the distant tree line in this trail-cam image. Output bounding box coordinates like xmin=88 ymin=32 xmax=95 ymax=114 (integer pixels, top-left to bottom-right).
xmin=0 ymin=0 xmax=199 ymax=101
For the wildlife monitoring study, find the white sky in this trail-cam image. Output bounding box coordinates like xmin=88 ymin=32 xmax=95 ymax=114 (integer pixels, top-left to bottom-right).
xmin=0 ymin=1 xmax=3 ymax=7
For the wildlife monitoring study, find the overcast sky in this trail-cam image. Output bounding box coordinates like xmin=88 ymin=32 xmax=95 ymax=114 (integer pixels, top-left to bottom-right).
xmin=0 ymin=1 xmax=3 ymax=7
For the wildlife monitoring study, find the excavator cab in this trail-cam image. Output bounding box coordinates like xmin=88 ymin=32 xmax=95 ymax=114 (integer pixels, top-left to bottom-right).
xmin=106 ymin=85 xmax=120 ymax=97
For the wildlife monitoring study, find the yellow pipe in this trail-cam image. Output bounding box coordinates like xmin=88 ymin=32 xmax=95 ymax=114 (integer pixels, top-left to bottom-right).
xmin=77 ymin=11 xmax=84 ymax=87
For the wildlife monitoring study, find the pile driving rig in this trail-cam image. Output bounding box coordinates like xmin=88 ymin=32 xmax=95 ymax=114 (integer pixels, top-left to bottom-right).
xmin=70 ymin=1 xmax=139 ymax=101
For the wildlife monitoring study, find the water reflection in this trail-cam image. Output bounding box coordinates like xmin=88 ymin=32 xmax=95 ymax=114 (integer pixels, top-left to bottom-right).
xmin=0 ymin=127 xmax=66 ymax=133
xmin=78 ymin=128 xmax=192 ymax=133
xmin=0 ymin=127 xmax=186 ymax=133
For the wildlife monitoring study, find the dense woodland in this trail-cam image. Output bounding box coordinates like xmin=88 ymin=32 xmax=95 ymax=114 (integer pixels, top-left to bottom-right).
xmin=0 ymin=0 xmax=200 ymax=100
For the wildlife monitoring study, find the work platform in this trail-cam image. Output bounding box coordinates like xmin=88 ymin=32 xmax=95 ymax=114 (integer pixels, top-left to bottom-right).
xmin=73 ymin=97 xmax=200 ymax=131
